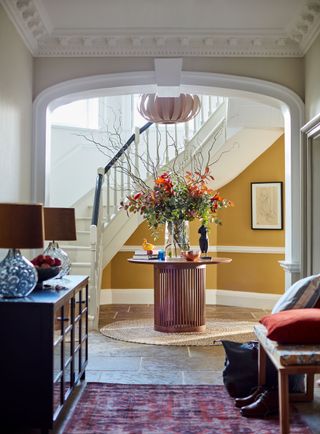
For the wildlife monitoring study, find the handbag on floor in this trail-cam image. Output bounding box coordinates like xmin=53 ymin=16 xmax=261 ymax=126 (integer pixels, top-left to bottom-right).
xmin=221 ymin=340 xmax=263 ymax=397
xmin=221 ymin=340 xmax=305 ymax=398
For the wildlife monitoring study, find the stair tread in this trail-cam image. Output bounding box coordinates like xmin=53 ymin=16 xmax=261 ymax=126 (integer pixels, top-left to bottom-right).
xmin=60 ymin=245 xmax=90 ymax=250
xmin=70 ymin=262 xmax=91 ymax=266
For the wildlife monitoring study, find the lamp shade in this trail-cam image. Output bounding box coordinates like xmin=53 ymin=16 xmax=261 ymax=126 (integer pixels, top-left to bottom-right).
xmin=44 ymin=207 xmax=76 ymax=241
xmin=0 ymin=203 xmax=44 ymax=249
xmin=138 ymin=93 xmax=201 ymax=124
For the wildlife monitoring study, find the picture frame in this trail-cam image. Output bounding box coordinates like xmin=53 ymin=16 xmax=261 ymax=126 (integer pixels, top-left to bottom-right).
xmin=251 ymin=182 xmax=283 ymax=230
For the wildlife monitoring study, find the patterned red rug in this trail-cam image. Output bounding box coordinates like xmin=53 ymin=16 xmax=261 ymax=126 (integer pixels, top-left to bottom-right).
xmin=64 ymin=383 xmax=312 ymax=434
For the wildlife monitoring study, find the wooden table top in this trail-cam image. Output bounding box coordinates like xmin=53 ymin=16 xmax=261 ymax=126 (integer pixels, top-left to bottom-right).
xmin=128 ymin=257 xmax=232 ymax=266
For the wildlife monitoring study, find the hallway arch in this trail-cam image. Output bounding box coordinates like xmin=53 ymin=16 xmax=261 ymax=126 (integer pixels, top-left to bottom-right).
xmin=32 ymin=70 xmax=304 ymax=288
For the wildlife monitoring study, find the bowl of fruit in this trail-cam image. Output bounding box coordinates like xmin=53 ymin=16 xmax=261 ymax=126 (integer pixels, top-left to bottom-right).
xmin=31 ymin=255 xmax=62 ymax=284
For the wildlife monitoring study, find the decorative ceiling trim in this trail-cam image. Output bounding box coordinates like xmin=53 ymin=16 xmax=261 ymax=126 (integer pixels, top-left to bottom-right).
xmin=1 ymin=0 xmax=320 ymax=57
xmin=0 ymin=0 xmax=50 ymax=53
xmin=288 ymin=0 xmax=320 ymax=53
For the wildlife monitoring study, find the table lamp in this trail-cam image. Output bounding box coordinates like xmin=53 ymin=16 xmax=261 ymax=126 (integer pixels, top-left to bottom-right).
xmin=0 ymin=203 xmax=44 ymax=297
xmin=43 ymin=207 xmax=76 ymax=278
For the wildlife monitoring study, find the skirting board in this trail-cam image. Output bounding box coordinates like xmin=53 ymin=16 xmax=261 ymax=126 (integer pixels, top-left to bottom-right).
xmin=100 ymin=288 xmax=281 ymax=310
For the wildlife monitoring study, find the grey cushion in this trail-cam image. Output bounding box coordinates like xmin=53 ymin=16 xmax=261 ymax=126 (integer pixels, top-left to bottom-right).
xmin=272 ymin=274 xmax=320 ymax=313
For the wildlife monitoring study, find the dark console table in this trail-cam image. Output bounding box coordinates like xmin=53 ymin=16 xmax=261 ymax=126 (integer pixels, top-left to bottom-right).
xmin=0 ymin=275 xmax=89 ymax=433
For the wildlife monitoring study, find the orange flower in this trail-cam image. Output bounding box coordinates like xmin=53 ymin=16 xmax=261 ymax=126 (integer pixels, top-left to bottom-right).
xmin=120 ymin=169 xmax=233 ymax=230
xmin=212 ymin=193 xmax=223 ymax=202
xmin=155 ymin=177 xmax=166 ymax=185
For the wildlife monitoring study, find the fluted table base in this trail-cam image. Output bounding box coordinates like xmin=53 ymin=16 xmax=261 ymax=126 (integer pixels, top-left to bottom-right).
xmin=154 ymin=263 xmax=206 ymax=333
xmin=128 ymin=257 xmax=232 ymax=334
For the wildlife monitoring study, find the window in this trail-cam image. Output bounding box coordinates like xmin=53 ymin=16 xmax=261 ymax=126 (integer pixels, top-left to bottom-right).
xmin=51 ymin=98 xmax=99 ymax=129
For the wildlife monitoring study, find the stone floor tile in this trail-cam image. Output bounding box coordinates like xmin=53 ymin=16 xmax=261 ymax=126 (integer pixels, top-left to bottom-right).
xmin=99 ymin=370 xmax=184 ymax=385
xmin=93 ymin=345 xmax=190 ymax=358
xmin=188 ymin=345 xmax=226 ymax=358
xmin=140 ymin=355 xmax=221 ymax=371
xmin=87 ymin=356 xmax=141 ymax=371
xmin=182 ymin=370 xmax=224 ymax=385
xmin=85 ymin=370 xmax=102 ymax=382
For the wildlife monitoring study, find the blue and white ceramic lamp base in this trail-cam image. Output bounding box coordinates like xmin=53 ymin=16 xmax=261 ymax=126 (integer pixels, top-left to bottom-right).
xmin=0 ymin=249 xmax=37 ymax=298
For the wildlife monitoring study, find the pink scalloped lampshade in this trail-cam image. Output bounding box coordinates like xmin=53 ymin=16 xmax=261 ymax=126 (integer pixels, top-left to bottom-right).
xmin=138 ymin=94 xmax=201 ymax=124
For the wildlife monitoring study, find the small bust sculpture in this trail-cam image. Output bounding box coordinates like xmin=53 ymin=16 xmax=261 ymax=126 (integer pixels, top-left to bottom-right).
xmin=198 ymin=224 xmax=208 ymax=254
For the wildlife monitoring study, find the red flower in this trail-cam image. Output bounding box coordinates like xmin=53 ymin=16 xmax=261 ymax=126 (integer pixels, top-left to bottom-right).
xmin=121 ymin=169 xmax=233 ymax=230
xmin=133 ymin=192 xmax=142 ymax=200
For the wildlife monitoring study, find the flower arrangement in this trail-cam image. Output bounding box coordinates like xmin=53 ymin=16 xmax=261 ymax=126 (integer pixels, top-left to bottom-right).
xmin=121 ymin=167 xmax=233 ymax=234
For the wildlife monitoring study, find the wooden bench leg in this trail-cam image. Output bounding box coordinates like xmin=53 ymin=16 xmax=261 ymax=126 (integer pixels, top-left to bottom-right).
xmin=278 ymin=370 xmax=290 ymax=434
xmin=306 ymin=373 xmax=315 ymax=401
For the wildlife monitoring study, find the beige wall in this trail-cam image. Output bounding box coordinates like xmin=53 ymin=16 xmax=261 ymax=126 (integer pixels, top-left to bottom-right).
xmin=0 ymin=5 xmax=33 ymax=201
xmin=33 ymin=56 xmax=304 ymax=100
xmin=103 ymin=135 xmax=285 ymax=294
xmin=305 ymin=33 xmax=320 ymax=122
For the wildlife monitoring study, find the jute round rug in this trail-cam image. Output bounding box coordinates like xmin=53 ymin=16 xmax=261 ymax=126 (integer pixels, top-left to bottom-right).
xmin=100 ymin=319 xmax=256 ymax=346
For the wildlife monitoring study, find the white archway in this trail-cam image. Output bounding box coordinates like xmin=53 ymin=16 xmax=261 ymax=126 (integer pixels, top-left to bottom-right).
xmin=33 ymin=70 xmax=304 ymax=288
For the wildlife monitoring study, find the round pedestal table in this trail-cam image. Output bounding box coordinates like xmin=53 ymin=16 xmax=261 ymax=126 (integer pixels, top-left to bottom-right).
xmin=128 ymin=257 xmax=232 ymax=333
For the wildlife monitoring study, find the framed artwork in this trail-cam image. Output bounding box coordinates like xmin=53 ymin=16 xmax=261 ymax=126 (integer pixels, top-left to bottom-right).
xmin=251 ymin=182 xmax=283 ymax=230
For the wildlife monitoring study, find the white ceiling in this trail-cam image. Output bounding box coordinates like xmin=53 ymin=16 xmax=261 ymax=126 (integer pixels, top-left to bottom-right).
xmin=2 ymin=0 xmax=320 ymax=57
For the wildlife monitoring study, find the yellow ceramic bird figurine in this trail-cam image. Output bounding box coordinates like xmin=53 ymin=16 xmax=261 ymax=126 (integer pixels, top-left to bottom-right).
xmin=142 ymin=238 xmax=154 ymax=251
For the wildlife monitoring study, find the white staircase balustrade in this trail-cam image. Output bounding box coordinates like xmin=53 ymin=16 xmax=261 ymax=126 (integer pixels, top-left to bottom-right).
xmin=58 ymin=96 xmax=284 ymax=329
xmin=61 ymin=96 xmax=226 ymax=328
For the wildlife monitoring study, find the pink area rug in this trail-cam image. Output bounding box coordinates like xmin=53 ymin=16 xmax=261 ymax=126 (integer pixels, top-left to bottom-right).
xmin=64 ymin=383 xmax=312 ymax=433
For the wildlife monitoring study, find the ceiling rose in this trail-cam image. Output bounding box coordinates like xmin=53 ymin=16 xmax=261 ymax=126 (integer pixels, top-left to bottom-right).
xmin=138 ymin=94 xmax=201 ymax=124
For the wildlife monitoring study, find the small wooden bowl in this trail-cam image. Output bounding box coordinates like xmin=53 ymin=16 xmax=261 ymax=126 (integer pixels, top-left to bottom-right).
xmin=181 ymin=250 xmax=201 ymax=262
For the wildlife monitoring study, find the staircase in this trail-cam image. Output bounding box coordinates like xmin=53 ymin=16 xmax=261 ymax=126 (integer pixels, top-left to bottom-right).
xmin=57 ymin=96 xmax=283 ymax=329
xmin=59 ymin=97 xmax=225 ymax=327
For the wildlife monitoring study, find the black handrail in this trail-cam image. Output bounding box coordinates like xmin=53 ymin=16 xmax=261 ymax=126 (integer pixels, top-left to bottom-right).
xmin=91 ymin=171 xmax=104 ymax=226
xmin=91 ymin=121 xmax=153 ymax=226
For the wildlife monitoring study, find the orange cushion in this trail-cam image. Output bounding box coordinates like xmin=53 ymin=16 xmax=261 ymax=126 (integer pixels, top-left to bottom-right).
xmin=260 ymin=308 xmax=320 ymax=344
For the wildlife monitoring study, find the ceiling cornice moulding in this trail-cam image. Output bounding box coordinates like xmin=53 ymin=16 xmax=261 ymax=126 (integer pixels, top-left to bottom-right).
xmin=1 ymin=0 xmax=320 ymax=58
xmin=36 ymin=27 xmax=303 ymax=58
xmin=1 ymin=0 xmax=50 ymax=53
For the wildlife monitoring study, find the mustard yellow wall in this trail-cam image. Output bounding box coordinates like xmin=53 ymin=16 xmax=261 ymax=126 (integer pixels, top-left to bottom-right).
xmin=101 ymin=262 xmax=112 ymax=288
xmin=217 ymin=135 xmax=285 ymax=247
xmin=102 ymin=135 xmax=285 ymax=294
xmin=111 ymin=252 xmax=154 ymax=289
xmin=217 ymin=252 xmax=284 ymax=294
xmin=217 ymin=135 xmax=285 ymax=293
xmin=125 ymin=219 xmax=217 ymax=247
xmin=126 ymin=221 xmax=164 ymax=245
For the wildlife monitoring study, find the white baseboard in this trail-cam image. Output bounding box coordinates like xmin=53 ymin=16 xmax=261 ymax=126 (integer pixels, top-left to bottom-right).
xmin=100 ymin=288 xmax=281 ymax=310
xmin=211 ymin=289 xmax=280 ymax=309
xmin=100 ymin=289 xmax=152 ymax=305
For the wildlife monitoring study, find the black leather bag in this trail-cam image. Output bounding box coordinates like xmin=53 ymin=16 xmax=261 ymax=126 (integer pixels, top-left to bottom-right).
xmin=221 ymin=340 xmax=277 ymax=398
xmin=221 ymin=340 xmax=305 ymax=398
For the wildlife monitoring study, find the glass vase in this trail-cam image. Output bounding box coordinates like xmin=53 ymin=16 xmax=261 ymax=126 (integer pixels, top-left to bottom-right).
xmin=43 ymin=241 xmax=71 ymax=278
xmin=165 ymin=220 xmax=190 ymax=258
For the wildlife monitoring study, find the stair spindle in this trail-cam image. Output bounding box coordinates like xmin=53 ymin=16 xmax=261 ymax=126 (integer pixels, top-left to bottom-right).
xmin=113 ymin=166 xmax=117 ymax=215
xmin=106 ymin=172 xmax=111 ymax=222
